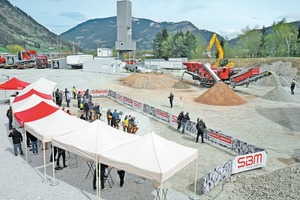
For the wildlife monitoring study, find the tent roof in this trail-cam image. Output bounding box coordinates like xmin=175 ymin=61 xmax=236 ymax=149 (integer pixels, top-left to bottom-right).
xmin=18 ymin=77 xmax=56 ymax=96
xmin=52 ymin=120 xmax=139 ymax=160
xmin=11 ymin=94 xmax=57 ymax=113
xmin=100 ymin=132 xmax=198 ymax=182
xmin=13 ymin=88 xmax=52 ymax=103
xmin=0 ymin=77 xmax=30 ymax=90
xmin=25 ymin=109 xmax=89 ymax=142
xmin=14 ymin=101 xmax=59 ymax=126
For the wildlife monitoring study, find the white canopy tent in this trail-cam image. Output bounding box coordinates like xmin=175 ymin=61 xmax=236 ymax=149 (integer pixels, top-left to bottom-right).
xmin=11 ymin=94 xmax=57 ymax=113
xmin=52 ymin=120 xmax=139 ymax=161
xmin=18 ymin=77 xmax=57 ymax=96
xmin=24 ymin=109 xmax=89 ymax=182
xmin=100 ymin=132 xmax=198 ymax=183
xmin=52 ymin=120 xmax=139 ymax=198
xmin=52 ymin=124 xmax=198 ymax=198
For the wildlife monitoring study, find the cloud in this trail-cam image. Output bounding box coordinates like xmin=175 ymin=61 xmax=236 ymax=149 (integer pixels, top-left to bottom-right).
xmin=59 ymin=11 xmax=86 ymax=21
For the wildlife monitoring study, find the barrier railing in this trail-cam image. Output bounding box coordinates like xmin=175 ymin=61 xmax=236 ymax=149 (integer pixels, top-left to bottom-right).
xmin=89 ymin=89 xmax=267 ymax=194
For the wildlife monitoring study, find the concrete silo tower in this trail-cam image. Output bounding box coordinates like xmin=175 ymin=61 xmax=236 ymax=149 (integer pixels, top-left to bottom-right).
xmin=116 ymin=0 xmax=136 ymax=61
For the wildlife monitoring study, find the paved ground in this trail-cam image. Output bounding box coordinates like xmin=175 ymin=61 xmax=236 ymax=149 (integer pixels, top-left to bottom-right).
xmin=0 ymin=68 xmax=300 ymax=200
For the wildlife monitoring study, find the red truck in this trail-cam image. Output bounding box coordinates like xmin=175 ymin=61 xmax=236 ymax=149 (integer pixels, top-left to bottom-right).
xmin=36 ymin=54 xmax=49 ymax=69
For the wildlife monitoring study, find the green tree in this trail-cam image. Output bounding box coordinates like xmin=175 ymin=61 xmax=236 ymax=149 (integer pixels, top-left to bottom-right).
xmin=257 ymin=26 xmax=268 ymax=57
xmin=6 ymin=45 xmax=24 ymax=54
xmin=190 ymin=33 xmax=206 ymax=59
xmin=236 ymin=26 xmax=262 ymax=58
xmin=266 ymin=19 xmax=298 ymax=57
xmin=152 ymin=29 xmax=169 ymax=58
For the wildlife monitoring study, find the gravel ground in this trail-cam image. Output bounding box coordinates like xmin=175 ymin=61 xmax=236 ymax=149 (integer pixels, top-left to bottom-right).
xmin=0 ymin=66 xmax=300 ymax=200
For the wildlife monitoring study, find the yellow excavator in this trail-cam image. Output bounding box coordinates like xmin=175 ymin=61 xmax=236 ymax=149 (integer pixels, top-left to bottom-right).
xmin=203 ymin=33 xmax=234 ymax=68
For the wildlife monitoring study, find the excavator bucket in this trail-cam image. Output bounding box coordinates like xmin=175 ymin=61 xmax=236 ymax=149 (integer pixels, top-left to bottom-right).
xmin=203 ymin=51 xmax=212 ymax=58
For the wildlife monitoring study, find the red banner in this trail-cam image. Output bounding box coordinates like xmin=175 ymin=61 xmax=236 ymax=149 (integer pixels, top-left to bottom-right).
xmin=208 ymin=131 xmax=233 ymax=148
xmin=123 ymin=96 xmax=133 ymax=107
xmin=133 ymin=100 xmax=142 ymax=110
xmin=91 ymin=89 xmax=108 ymax=97
xmin=116 ymin=93 xmax=123 ymax=102
xmin=155 ymin=109 xmax=169 ymax=122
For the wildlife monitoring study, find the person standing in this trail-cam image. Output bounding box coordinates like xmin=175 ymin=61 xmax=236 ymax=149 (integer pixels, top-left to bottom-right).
xmin=8 ymin=128 xmax=24 ymax=156
xmin=106 ymin=109 xmax=113 ymax=126
xmin=117 ymin=170 xmax=126 ymax=187
xmin=28 ymin=132 xmax=38 ymax=155
xmin=72 ymin=86 xmax=77 ymax=99
xmin=6 ymin=106 xmax=13 ymax=130
xmin=291 ymin=81 xmax=295 ymax=95
xmin=177 ymin=111 xmax=184 ymax=131
xmin=77 ymin=91 xmax=82 ymax=108
xmin=93 ymin=163 xmax=108 ymax=190
xmin=55 ymin=88 xmax=60 ymax=105
xmin=181 ymin=112 xmax=190 ymax=134
xmin=56 ymin=148 xmax=67 ymax=168
xmin=196 ymin=118 xmax=206 ymax=143
xmin=66 ymin=91 xmax=71 ymax=107
xmin=168 ymin=92 xmax=174 ymax=108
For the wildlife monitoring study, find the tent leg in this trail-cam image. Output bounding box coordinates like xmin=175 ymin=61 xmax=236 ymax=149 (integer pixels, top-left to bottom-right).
xmin=160 ymin=181 xmax=163 ymax=200
xmin=50 ymin=145 xmax=58 ymax=186
xmin=24 ymin=129 xmax=28 ymax=163
xmin=42 ymin=142 xmax=47 ymax=183
xmin=189 ymin=158 xmax=199 ymax=200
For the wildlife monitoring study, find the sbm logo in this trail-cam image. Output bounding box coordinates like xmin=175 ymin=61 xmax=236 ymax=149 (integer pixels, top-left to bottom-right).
xmin=237 ymin=153 xmax=263 ymax=168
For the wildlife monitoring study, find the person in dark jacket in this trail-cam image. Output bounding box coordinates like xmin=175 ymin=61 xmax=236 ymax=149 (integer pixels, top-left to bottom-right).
xmin=93 ymin=163 xmax=108 ymax=190
xmin=291 ymin=81 xmax=295 ymax=95
xmin=6 ymin=106 xmax=13 ymax=130
xmin=196 ymin=118 xmax=206 ymax=143
xmin=168 ymin=92 xmax=174 ymax=108
xmin=56 ymin=148 xmax=67 ymax=168
xmin=27 ymin=131 xmax=38 ymax=155
xmin=177 ymin=111 xmax=184 ymax=131
xmin=8 ymin=128 xmax=23 ymax=156
xmin=181 ymin=112 xmax=190 ymax=134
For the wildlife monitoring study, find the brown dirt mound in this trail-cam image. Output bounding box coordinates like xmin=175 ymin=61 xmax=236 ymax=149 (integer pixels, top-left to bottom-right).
xmin=194 ymin=82 xmax=247 ymax=106
xmin=119 ymin=72 xmax=178 ymax=89
xmin=173 ymin=80 xmax=190 ymax=89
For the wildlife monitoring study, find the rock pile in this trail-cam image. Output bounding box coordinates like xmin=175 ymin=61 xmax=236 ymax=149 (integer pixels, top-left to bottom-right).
xmin=119 ymin=72 xmax=178 ymax=89
xmin=261 ymin=72 xmax=298 ymax=103
xmin=194 ymin=82 xmax=246 ymax=106
xmin=235 ymin=163 xmax=300 ymax=200
xmin=255 ymin=61 xmax=299 ymax=87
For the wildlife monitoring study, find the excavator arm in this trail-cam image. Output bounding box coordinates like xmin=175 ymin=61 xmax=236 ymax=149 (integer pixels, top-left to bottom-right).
xmin=203 ymin=33 xmax=233 ymax=68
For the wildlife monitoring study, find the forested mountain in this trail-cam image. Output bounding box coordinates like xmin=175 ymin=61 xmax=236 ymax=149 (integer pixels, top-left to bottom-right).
xmin=0 ymin=0 xmax=71 ymax=52
xmin=60 ymin=17 xmax=220 ymax=50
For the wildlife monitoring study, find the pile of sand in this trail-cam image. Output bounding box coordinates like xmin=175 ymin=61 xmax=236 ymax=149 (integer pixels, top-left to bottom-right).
xmin=119 ymin=72 xmax=178 ymax=89
xmin=172 ymin=80 xmax=190 ymax=89
xmin=194 ymin=82 xmax=247 ymax=106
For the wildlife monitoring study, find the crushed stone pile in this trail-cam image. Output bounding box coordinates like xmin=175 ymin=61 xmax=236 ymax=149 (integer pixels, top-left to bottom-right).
xmin=261 ymin=73 xmax=298 ymax=103
xmin=235 ymin=163 xmax=300 ymax=200
xmin=194 ymin=82 xmax=246 ymax=106
xmin=172 ymin=80 xmax=190 ymax=89
xmin=261 ymin=86 xmax=297 ymax=102
xmin=119 ymin=72 xmax=178 ymax=89
xmin=255 ymin=61 xmax=299 ymax=87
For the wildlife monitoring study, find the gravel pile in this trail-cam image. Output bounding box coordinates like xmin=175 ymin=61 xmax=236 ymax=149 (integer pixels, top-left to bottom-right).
xmin=255 ymin=61 xmax=299 ymax=87
xmin=194 ymin=82 xmax=246 ymax=106
xmin=235 ymin=163 xmax=300 ymax=200
xmin=172 ymin=79 xmax=190 ymax=89
xmin=261 ymin=72 xmax=298 ymax=102
xmin=119 ymin=72 xmax=178 ymax=89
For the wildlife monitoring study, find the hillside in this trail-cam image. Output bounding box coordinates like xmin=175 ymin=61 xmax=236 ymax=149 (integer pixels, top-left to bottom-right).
xmin=60 ymin=17 xmax=220 ymax=50
xmin=0 ymin=0 xmax=71 ymax=52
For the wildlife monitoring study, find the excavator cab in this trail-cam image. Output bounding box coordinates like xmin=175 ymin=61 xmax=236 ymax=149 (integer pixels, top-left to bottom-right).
xmin=219 ymin=59 xmax=228 ymax=67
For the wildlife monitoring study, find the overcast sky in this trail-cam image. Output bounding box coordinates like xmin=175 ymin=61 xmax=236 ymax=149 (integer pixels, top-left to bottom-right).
xmin=9 ymin=0 xmax=300 ymax=39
